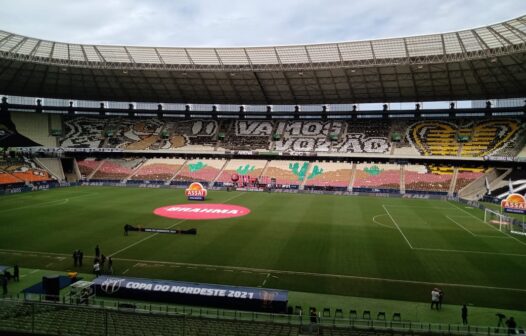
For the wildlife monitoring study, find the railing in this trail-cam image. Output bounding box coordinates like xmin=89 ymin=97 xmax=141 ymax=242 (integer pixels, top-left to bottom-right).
xmin=0 ymin=295 xmax=516 ymax=336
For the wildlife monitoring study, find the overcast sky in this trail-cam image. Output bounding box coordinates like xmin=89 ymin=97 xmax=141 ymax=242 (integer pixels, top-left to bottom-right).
xmin=2 ymin=0 xmax=525 ymax=47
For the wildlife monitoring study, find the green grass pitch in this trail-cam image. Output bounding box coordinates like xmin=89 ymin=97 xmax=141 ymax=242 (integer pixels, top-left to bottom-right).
xmin=1 ymin=186 xmax=525 ymax=310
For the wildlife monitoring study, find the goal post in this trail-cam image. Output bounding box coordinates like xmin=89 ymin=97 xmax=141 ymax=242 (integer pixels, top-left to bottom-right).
xmin=484 ymin=208 xmax=513 ymax=232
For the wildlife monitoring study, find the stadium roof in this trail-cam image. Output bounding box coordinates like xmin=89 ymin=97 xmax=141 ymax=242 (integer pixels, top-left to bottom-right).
xmin=0 ymin=15 xmax=525 ymax=105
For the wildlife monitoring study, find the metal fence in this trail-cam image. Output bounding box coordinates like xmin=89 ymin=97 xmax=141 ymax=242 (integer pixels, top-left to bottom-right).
xmin=0 ymin=296 xmax=517 ymax=336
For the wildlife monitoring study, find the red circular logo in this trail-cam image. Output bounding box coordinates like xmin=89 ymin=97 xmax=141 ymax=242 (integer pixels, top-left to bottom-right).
xmin=154 ymin=203 xmax=251 ymax=220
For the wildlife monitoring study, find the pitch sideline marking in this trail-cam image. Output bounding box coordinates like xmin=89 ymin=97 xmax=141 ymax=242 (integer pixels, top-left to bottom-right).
xmin=372 ymin=214 xmax=395 ymax=229
xmin=382 ymin=204 xmax=414 ymax=249
xmin=447 ymin=201 xmax=526 ymax=247
xmin=1 ymin=248 xmax=526 ymax=293
xmin=109 ymin=192 xmax=247 ymax=257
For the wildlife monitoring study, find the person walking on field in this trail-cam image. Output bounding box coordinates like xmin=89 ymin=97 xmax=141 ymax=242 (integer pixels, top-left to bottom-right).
xmin=461 ymin=305 xmax=468 ymax=325
xmin=13 ymin=265 xmax=19 ymax=282
xmin=78 ymin=251 xmax=84 ymax=267
xmin=95 ymin=245 xmax=100 ymax=258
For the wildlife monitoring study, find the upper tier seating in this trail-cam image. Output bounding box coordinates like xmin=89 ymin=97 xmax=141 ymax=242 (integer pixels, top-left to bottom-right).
xmin=173 ymin=159 xmax=225 ymax=183
xmin=265 ymin=161 xmax=311 ymax=186
xmin=130 ymin=158 xmax=186 ymax=181
xmin=91 ymin=158 xmax=144 ymax=180
xmin=404 ymin=165 xmax=452 ymax=192
xmin=219 ymin=121 xmax=272 ymax=151
xmin=60 ymin=117 xmax=105 ymax=148
xmin=104 ymin=118 xmax=164 ymax=150
xmin=407 ymin=119 xmax=523 ymax=157
xmin=353 ymin=163 xmax=400 ymax=190
xmin=304 ymin=162 xmax=353 ymax=188
xmin=10 ymin=112 xmax=58 ymax=147
xmin=215 ymin=159 xmax=267 ymax=183
xmin=53 ymin=117 xmax=524 ymax=157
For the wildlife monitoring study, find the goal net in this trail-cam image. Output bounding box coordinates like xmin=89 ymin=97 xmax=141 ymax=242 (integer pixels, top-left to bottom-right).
xmin=484 ymin=208 xmax=513 ymax=232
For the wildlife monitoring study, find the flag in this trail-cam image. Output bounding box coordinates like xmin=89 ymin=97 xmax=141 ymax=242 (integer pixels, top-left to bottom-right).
xmin=485 ymin=177 xmax=491 ymax=194
xmin=508 ymin=178 xmax=514 ymax=194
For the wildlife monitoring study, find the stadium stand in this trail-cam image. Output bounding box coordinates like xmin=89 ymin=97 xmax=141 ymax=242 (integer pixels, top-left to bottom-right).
xmin=403 ymin=165 xmax=452 ymax=193
xmin=0 ymin=170 xmax=22 ymax=185
xmin=60 ymin=117 xmax=106 ymax=148
xmin=265 ymin=161 xmax=311 ymax=186
xmin=218 ymin=121 xmax=272 ymax=151
xmin=10 ymin=112 xmax=58 ymax=147
xmin=215 ymin=159 xmax=268 ymax=184
xmin=77 ymin=158 xmax=103 ymax=179
xmin=35 ymin=157 xmax=65 ymax=181
xmin=353 ymin=163 xmax=401 ymax=191
xmin=103 ymin=118 xmax=164 ymax=150
xmin=130 ymin=158 xmax=186 ymax=182
xmin=0 ymin=157 xmax=54 ymax=183
xmin=303 ymin=161 xmax=353 ymax=189
xmin=454 ymin=168 xmax=486 ymax=193
xmin=91 ymin=158 xmax=145 ymax=181
xmin=54 ymin=116 xmax=525 ymax=157
xmin=172 ymin=159 xmax=226 ymax=184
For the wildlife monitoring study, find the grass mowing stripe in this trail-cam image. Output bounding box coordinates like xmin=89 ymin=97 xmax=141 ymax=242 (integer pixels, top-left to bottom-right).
xmin=412 ymin=247 xmax=526 ymax=258
xmin=4 ymin=247 xmax=525 ymax=293
xmin=109 ymin=192 xmax=246 ymax=257
xmin=382 ymin=204 xmax=413 ymax=249
xmin=108 ymin=219 xmax=187 ymax=257
xmin=0 ymin=192 xmax=98 ymax=213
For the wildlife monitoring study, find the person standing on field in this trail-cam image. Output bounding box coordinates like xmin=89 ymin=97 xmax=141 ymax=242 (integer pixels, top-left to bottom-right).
xmin=13 ymin=265 xmax=19 ymax=282
xmin=438 ymin=289 xmax=444 ymax=310
xmin=431 ymin=288 xmax=440 ymax=310
xmin=461 ymin=305 xmax=468 ymax=325
xmin=73 ymin=250 xmax=78 ymax=267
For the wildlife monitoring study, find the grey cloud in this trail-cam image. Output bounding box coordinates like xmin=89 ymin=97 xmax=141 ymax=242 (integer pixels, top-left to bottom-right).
xmin=1 ymin=0 xmax=525 ymax=47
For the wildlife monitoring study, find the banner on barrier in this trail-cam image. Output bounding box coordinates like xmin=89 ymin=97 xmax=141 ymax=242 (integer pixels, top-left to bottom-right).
xmin=92 ymin=276 xmax=288 ymax=313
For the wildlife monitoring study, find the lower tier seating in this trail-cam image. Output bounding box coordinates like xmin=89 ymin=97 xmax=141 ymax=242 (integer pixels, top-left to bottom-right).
xmin=353 ymin=163 xmax=400 ymax=190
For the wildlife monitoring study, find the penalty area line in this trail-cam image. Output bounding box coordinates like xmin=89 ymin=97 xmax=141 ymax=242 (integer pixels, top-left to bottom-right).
xmin=382 ymin=205 xmax=414 ymax=249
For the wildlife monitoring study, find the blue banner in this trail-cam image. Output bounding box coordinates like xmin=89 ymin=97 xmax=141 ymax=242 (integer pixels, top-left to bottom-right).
xmin=92 ymin=276 xmax=288 ymax=313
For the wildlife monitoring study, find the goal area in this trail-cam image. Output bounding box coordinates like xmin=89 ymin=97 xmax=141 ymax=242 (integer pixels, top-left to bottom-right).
xmin=484 ymin=208 xmax=526 ymax=236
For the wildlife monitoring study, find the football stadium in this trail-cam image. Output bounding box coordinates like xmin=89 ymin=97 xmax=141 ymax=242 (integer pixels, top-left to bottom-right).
xmin=1 ymin=3 xmax=526 ymax=336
